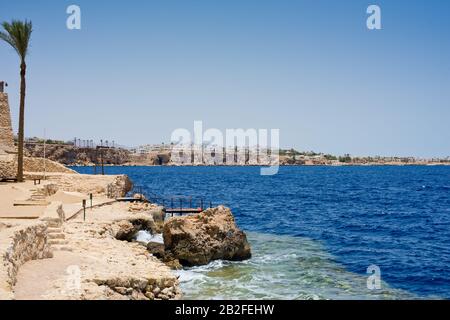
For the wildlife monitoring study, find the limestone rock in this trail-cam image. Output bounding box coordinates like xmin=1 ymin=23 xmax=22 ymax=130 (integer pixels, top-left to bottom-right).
xmin=111 ymin=220 xmax=136 ymax=241
xmin=146 ymin=242 xmax=182 ymax=270
xmin=163 ymin=206 xmax=251 ymax=266
xmin=24 ymin=143 xmax=131 ymax=166
xmin=128 ymin=202 xmax=159 ymax=213
xmin=106 ymin=175 xmax=133 ymax=198
xmin=128 ymin=204 xmax=165 ymax=232
xmin=110 ymin=215 xmax=157 ymax=241
xmin=147 ymin=242 xmax=165 ymax=259
xmin=164 ymin=259 xmax=182 ymax=270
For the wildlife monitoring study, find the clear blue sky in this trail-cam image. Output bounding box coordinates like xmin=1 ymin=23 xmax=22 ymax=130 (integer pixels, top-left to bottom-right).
xmin=1 ymin=0 xmax=449 ymax=157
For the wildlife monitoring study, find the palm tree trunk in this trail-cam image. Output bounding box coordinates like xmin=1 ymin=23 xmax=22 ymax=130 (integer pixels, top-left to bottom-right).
xmin=17 ymin=60 xmax=26 ymax=182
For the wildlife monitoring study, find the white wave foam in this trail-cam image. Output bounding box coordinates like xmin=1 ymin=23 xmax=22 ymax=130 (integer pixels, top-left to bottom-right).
xmin=134 ymin=231 xmax=164 ymax=244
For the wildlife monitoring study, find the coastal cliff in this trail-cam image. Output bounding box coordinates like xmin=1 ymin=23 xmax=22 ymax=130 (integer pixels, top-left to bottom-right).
xmin=24 ymin=143 xmax=131 ymax=166
xmin=20 ymin=141 xmax=450 ymax=167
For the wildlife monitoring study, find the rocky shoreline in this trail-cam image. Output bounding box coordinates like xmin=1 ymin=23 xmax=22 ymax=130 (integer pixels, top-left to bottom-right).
xmin=70 ymin=161 xmax=450 ymax=168
xmin=162 ymin=206 xmax=251 ymax=266
xmin=37 ymin=204 xmax=183 ymax=300
xmin=0 ymin=166 xmax=251 ymax=300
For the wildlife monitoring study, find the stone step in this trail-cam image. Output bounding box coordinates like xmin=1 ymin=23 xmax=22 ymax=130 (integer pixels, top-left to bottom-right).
xmin=48 ymin=233 xmax=65 ymax=240
xmin=52 ymin=245 xmax=73 ymax=252
xmin=49 ymin=239 xmax=69 ymax=245
xmin=46 ymin=221 xmax=62 ymax=228
xmin=47 ymin=227 xmax=63 ymax=233
xmin=31 ymin=197 xmax=46 ymax=200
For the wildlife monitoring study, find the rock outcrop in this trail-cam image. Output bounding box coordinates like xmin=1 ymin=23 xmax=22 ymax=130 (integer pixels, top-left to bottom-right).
xmin=128 ymin=202 xmax=165 ymax=232
xmin=146 ymin=242 xmax=183 ymax=270
xmin=106 ymin=175 xmax=133 ymax=199
xmin=110 ymin=215 xmax=158 ymax=241
xmin=126 ymin=152 xmax=171 ymax=166
xmin=25 ymin=143 xmax=131 ymax=166
xmin=163 ymin=206 xmax=251 ymax=266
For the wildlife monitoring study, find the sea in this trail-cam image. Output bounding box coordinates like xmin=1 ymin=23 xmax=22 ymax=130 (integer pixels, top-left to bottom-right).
xmin=72 ymin=165 xmax=450 ymax=300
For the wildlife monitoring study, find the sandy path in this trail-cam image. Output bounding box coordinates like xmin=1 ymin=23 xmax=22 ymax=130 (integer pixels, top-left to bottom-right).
xmin=14 ymin=251 xmax=84 ymax=300
xmin=0 ymin=181 xmax=46 ymax=219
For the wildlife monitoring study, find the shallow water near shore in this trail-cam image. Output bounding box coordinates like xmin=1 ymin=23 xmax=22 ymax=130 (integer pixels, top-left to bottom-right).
xmin=176 ymin=232 xmax=415 ymax=300
xmin=72 ymin=166 xmax=450 ymax=299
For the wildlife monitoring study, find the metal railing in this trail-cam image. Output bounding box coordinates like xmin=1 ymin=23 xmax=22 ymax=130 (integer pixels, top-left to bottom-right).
xmin=129 ymin=186 xmax=213 ymax=213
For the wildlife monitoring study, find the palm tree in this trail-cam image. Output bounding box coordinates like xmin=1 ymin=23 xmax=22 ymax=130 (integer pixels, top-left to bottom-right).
xmin=0 ymin=20 xmax=33 ymax=182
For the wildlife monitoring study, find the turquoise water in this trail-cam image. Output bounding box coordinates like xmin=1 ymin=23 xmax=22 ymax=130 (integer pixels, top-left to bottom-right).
xmin=176 ymin=232 xmax=415 ymax=300
xmin=72 ymin=166 xmax=450 ymax=299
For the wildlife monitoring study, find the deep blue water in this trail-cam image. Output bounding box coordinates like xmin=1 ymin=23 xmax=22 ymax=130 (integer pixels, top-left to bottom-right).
xmin=73 ymin=166 xmax=450 ymax=299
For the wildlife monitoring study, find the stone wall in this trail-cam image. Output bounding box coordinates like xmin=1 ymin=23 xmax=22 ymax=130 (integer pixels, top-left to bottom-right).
xmin=0 ymin=154 xmax=17 ymax=179
xmin=0 ymin=92 xmax=16 ymax=179
xmin=0 ymin=222 xmax=52 ymax=300
xmin=27 ymin=173 xmax=133 ymax=199
xmin=0 ymin=93 xmax=14 ymax=153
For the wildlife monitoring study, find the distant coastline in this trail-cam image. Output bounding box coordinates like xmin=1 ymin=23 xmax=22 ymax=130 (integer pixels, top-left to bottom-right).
xmin=108 ymin=163 xmax=450 ymax=167
xmin=70 ymin=162 xmax=450 ymax=168
xmin=22 ymin=138 xmax=450 ymax=168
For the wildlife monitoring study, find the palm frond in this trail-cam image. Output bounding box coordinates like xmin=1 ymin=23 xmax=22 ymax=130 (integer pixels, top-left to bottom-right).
xmin=0 ymin=30 xmax=19 ymax=56
xmin=0 ymin=20 xmax=33 ymax=59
